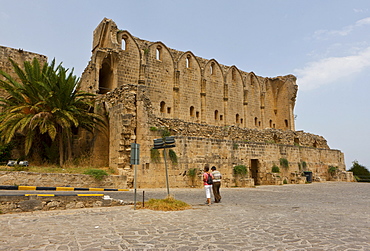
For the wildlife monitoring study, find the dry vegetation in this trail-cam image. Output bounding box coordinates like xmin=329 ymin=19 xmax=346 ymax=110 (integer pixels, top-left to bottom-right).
xmin=136 ymin=195 xmax=191 ymax=211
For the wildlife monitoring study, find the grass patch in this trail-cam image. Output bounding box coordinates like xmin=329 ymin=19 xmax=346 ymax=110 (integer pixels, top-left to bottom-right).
xmin=137 ymin=195 xmax=191 ymax=211
xmin=83 ymin=169 xmax=108 ymax=180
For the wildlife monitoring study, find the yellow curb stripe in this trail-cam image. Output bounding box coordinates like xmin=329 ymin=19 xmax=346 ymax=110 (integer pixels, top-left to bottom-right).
xmin=77 ymin=194 xmax=104 ymax=196
xmin=56 ymin=187 xmax=74 ymax=191
xmin=25 ymin=194 xmax=55 ymax=197
xmin=19 ymin=186 xmax=36 ymax=190
xmin=89 ymin=188 xmax=104 ymax=191
xmin=117 ymin=189 xmax=130 ymax=191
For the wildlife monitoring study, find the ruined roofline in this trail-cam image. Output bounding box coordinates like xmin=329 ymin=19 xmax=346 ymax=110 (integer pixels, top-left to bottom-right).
xmin=95 ymin=18 xmax=296 ymax=82
xmin=130 ymin=34 xmax=297 ymax=82
xmin=0 ymin=45 xmax=48 ymax=60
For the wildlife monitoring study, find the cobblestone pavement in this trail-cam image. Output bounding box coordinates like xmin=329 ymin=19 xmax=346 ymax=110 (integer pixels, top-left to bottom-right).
xmin=0 ymin=182 xmax=369 ymax=250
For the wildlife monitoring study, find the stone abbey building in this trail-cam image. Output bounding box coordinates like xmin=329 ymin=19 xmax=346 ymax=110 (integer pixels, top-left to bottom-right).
xmin=0 ymin=18 xmax=353 ymax=188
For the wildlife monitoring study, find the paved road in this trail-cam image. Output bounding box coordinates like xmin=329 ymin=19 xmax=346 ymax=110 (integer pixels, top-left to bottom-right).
xmin=0 ymin=182 xmax=369 ymax=250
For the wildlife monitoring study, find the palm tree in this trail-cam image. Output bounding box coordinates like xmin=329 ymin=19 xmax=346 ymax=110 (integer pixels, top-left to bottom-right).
xmin=0 ymin=58 xmax=106 ymax=166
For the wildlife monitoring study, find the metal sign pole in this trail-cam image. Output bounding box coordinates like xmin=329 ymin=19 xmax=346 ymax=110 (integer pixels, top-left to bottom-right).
xmin=130 ymin=143 xmax=140 ymax=210
xmin=134 ymin=163 xmax=137 ymax=210
xmin=163 ymin=148 xmax=170 ymax=196
xmin=153 ymin=136 xmax=175 ymax=197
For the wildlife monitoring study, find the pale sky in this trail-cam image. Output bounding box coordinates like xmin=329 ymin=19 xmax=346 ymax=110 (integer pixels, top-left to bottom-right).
xmin=1 ymin=0 xmax=370 ymax=170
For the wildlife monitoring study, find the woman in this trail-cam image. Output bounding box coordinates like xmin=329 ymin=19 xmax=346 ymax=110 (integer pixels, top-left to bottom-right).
xmin=203 ymin=166 xmax=213 ymax=206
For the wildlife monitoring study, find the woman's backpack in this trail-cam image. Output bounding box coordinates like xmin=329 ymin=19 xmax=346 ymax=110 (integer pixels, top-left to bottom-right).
xmin=207 ymin=173 xmax=213 ymax=185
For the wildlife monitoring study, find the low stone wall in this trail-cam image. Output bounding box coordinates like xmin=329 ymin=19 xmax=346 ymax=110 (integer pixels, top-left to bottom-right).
xmin=0 ymin=195 xmax=128 ymax=214
xmin=0 ymin=171 xmax=128 ymax=189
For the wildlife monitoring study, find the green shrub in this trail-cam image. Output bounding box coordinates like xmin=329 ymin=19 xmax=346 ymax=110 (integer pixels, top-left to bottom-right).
xmin=280 ymin=158 xmax=289 ymax=168
xmin=272 ymin=165 xmax=280 ymax=173
xmin=0 ymin=143 xmax=13 ymax=162
xmin=160 ymin=127 xmax=171 ymax=137
xmin=187 ymin=168 xmax=197 ymax=177
xmin=233 ymin=143 xmax=239 ymax=150
xmin=233 ymin=165 xmax=248 ymax=176
xmin=301 ymin=161 xmax=307 ymax=169
xmin=328 ymin=166 xmax=338 ymax=174
xmin=168 ymin=149 xmax=178 ymax=164
xmin=298 ymin=161 xmax=307 ymax=172
xmin=150 ymin=126 xmax=158 ymax=131
xmin=150 ymin=148 xmax=160 ymax=163
xmin=283 ymin=179 xmax=288 ymax=184
xmin=83 ymin=169 xmax=108 ymax=181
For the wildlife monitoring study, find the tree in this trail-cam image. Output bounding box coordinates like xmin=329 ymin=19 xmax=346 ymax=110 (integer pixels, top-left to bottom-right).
xmin=349 ymin=160 xmax=370 ymax=177
xmin=0 ymin=58 xmax=106 ymax=166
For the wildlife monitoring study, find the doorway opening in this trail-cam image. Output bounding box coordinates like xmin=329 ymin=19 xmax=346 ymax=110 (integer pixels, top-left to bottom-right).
xmin=251 ymin=159 xmax=260 ymax=185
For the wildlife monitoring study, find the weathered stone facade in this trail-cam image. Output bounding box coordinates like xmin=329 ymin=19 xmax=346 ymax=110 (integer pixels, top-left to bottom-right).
xmin=0 ymin=45 xmax=47 ymax=97
xmin=78 ymin=18 xmax=353 ymax=187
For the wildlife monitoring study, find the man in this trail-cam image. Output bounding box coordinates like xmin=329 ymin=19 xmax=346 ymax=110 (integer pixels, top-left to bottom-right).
xmin=211 ymin=166 xmax=222 ymax=203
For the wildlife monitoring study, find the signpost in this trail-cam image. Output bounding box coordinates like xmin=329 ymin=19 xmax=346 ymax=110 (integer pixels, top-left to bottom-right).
xmin=130 ymin=143 xmax=140 ymax=209
xmin=153 ymin=136 xmax=176 ymax=195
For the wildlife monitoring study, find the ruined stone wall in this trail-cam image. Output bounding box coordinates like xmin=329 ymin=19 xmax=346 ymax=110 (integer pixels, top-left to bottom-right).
xmin=0 ymin=46 xmax=47 ymax=96
xmin=80 ymin=18 xmax=297 ymax=132
xmin=92 ymin=83 xmax=351 ymax=188
xmin=133 ymin=136 xmax=349 ymax=188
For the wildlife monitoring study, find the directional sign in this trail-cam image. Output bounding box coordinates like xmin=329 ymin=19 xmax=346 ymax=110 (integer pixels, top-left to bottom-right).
xmin=153 ymin=138 xmax=165 ymax=149
xmin=130 ymin=143 xmax=140 ymax=165
xmin=153 ymin=137 xmax=176 ymax=149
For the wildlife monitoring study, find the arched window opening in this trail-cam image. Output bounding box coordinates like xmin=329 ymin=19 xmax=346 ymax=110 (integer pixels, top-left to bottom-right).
xmin=258 ymin=121 xmax=261 ymax=127
xmin=196 ymin=111 xmax=200 ymax=118
xmin=210 ymin=62 xmax=215 ymax=75
xmin=186 ymin=55 xmax=191 ymax=68
xmin=167 ymin=107 xmax=171 ymax=114
xmin=122 ymin=35 xmax=127 ymax=50
xmin=240 ymin=118 xmax=243 ymax=124
xmin=269 ymin=120 xmax=272 ymax=128
xmin=98 ymin=61 xmax=113 ymax=94
xmin=220 ymin=115 xmax=223 ymax=121
xmin=160 ymin=101 xmax=166 ymax=113
xmin=254 ymin=117 xmax=258 ymax=126
xmin=313 ymin=141 xmax=317 ymax=148
xmin=285 ymin=119 xmax=289 ymax=127
xmin=214 ymin=110 xmax=219 ymax=120
xmin=190 ymin=106 xmax=195 ymax=117
xmin=236 ymin=114 xmax=240 ymax=123
xmin=156 ymin=46 xmax=162 ymax=60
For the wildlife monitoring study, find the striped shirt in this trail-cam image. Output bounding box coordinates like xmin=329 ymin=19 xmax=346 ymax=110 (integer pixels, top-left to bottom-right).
xmin=212 ymin=170 xmax=222 ymax=182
